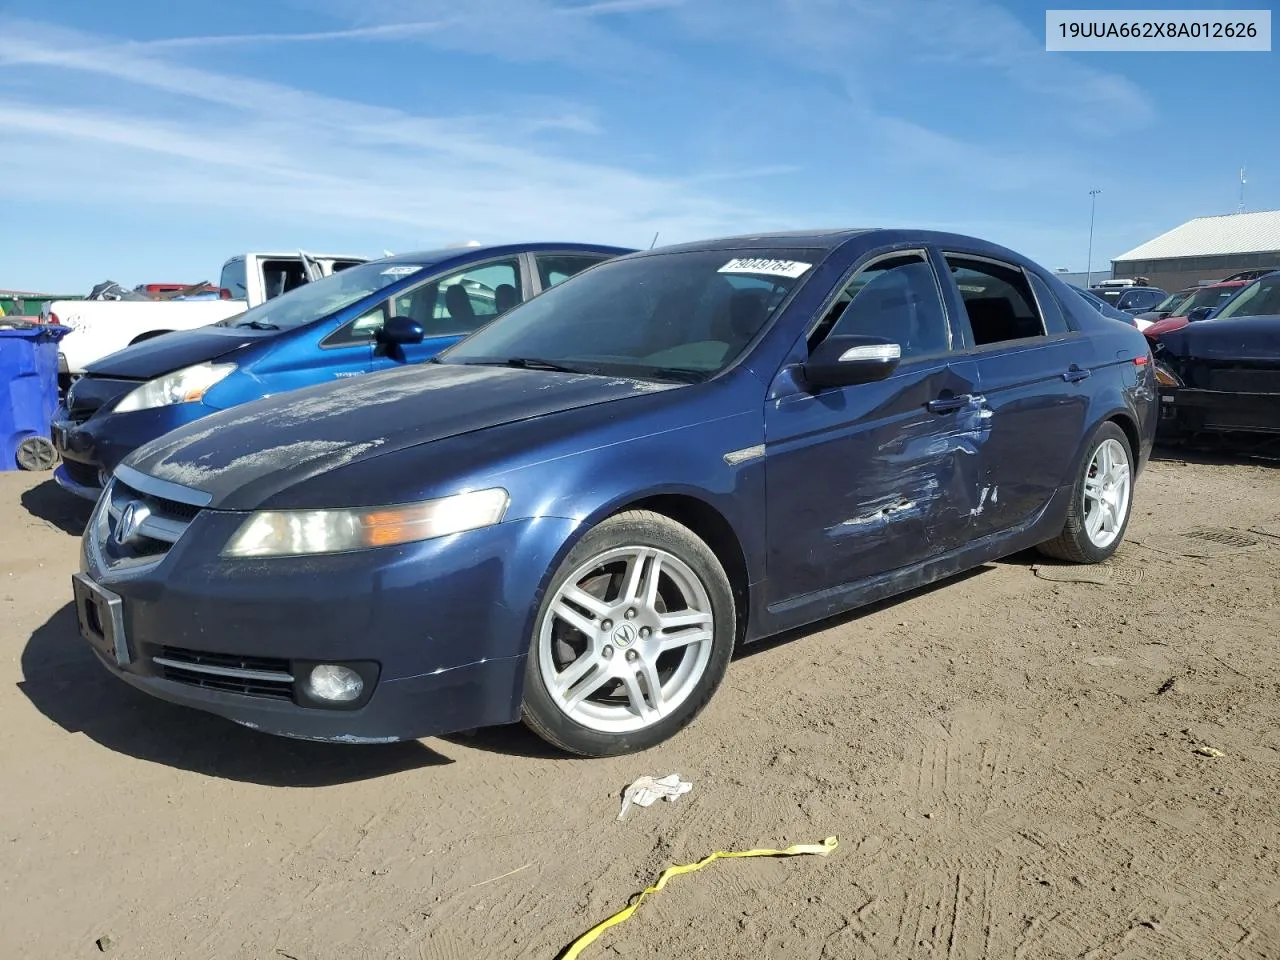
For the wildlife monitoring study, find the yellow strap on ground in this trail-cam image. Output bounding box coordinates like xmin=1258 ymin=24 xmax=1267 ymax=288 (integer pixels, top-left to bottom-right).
xmin=559 ymin=836 xmax=839 ymax=960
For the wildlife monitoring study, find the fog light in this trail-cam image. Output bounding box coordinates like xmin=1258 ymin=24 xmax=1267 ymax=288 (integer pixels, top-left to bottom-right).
xmin=308 ymin=664 xmax=364 ymax=702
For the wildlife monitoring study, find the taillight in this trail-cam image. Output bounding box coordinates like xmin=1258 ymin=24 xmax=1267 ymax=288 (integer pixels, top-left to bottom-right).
xmin=48 ymin=312 xmax=60 ymax=326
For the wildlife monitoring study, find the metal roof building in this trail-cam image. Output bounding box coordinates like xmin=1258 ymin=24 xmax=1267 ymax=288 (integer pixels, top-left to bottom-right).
xmin=1112 ymin=210 xmax=1280 ymax=291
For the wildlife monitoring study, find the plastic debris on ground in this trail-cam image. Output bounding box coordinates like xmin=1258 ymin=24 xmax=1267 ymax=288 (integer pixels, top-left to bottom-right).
xmin=617 ymin=774 xmax=692 ymax=821
xmin=559 ymin=836 xmax=839 ymax=959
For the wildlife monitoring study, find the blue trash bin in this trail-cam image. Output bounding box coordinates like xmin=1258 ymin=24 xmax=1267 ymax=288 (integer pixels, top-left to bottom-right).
xmin=0 ymin=321 xmax=72 ymax=471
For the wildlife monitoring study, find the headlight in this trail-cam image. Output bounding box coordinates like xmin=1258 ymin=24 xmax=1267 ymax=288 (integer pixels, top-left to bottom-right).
xmin=1153 ymin=362 xmax=1183 ymax=388
xmin=113 ymin=362 xmax=237 ymax=413
xmin=221 ymin=488 xmax=510 ymax=558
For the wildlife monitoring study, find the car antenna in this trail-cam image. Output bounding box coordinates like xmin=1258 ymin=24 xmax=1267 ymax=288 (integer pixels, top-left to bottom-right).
xmin=650 ymin=232 xmax=660 ymax=250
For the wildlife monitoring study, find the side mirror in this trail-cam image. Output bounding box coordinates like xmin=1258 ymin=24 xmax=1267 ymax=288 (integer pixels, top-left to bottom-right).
xmin=1186 ymin=306 xmax=1213 ymax=322
xmin=802 ymin=335 xmax=901 ymax=391
xmin=376 ymin=315 xmax=425 ymax=345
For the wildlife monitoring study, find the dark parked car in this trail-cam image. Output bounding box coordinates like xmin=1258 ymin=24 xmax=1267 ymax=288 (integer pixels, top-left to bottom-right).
xmin=1091 ymin=284 xmax=1169 ymax=314
xmin=1139 ymin=280 xmax=1251 ymax=338
xmin=1068 ymin=284 xmax=1138 ymax=326
xmin=1154 ymin=271 xmax=1280 ymax=437
xmin=72 ymin=229 xmax=1157 ymax=756
xmin=52 ymin=243 xmax=631 ymax=500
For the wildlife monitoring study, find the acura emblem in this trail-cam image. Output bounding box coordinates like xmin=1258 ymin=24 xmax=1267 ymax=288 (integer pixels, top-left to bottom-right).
xmin=114 ymin=500 xmax=152 ymax=546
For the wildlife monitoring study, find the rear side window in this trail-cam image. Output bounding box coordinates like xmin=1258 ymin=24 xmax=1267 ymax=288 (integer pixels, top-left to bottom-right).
xmin=1026 ymin=273 xmax=1071 ymax=335
xmin=946 ymin=256 xmax=1046 ymax=347
xmin=536 ymin=254 xmax=609 ymax=290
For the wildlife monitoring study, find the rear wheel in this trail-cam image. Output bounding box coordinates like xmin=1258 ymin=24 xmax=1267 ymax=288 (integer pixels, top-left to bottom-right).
xmin=1037 ymin=421 xmax=1134 ymax=563
xmin=521 ymin=511 xmax=735 ymax=757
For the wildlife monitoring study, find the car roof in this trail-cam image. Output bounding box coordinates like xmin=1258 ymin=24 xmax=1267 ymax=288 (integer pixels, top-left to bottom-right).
xmin=617 ymin=228 xmax=1046 ymax=265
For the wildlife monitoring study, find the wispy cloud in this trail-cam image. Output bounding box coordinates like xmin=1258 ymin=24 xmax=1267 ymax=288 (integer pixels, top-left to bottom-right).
xmin=0 ymin=18 xmax=778 ymax=249
xmin=138 ymin=20 xmax=454 ymax=48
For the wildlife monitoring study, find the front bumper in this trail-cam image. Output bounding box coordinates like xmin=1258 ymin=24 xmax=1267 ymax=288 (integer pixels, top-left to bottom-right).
xmin=1158 ymin=386 xmax=1280 ymax=436
xmin=53 ymin=400 xmax=215 ymax=499
xmin=77 ymin=498 xmax=579 ymax=743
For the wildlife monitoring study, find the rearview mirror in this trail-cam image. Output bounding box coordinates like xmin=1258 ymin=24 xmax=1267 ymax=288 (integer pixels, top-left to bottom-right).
xmin=376 ymin=315 xmax=425 ymax=346
xmin=1186 ymin=306 xmax=1214 ymax=322
xmin=802 ymin=335 xmax=901 ymax=391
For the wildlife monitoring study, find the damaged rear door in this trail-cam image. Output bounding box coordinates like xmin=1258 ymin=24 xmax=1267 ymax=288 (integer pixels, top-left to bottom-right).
xmin=941 ymin=253 xmax=1093 ymax=539
xmin=763 ymin=249 xmax=984 ymax=606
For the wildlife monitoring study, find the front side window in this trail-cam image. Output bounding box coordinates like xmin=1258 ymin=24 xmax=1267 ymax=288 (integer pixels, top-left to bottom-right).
xmin=219 ymin=259 xmax=248 ymax=300
xmin=261 ymin=260 xmax=309 ymax=300
xmin=809 ymin=253 xmax=950 ymax=359
xmin=441 ymin=248 xmax=815 ymax=381
xmin=395 ymin=258 xmax=523 ymax=337
xmin=1215 ymin=274 xmax=1280 ymax=320
xmin=536 ymin=254 xmax=609 ymax=290
xmin=947 ymin=256 xmax=1046 ymax=347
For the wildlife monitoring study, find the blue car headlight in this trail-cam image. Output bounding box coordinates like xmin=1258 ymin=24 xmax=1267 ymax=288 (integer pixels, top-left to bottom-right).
xmin=221 ymin=488 xmax=510 ymax=558
xmin=113 ymin=362 xmax=237 ymax=413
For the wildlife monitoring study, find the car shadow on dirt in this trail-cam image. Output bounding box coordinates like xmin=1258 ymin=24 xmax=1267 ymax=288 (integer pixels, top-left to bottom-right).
xmin=20 ymin=478 xmax=93 ymax=537
xmin=18 ymin=603 xmax=452 ymax=785
xmin=1152 ymin=437 xmax=1280 ymax=468
xmin=733 ymin=564 xmax=995 ymax=661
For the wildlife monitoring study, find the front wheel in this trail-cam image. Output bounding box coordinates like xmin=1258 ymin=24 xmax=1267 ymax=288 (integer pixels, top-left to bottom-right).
xmin=521 ymin=510 xmax=736 ymax=757
xmin=1037 ymin=421 xmax=1135 ymax=563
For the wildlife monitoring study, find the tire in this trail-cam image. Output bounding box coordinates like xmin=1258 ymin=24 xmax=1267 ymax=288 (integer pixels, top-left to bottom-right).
xmin=1036 ymin=421 xmax=1135 ymax=564
xmin=521 ymin=510 xmax=736 ymax=757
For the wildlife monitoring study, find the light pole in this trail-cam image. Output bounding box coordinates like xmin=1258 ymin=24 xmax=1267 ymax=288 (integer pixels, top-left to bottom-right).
xmin=1086 ymin=188 xmax=1102 ymax=287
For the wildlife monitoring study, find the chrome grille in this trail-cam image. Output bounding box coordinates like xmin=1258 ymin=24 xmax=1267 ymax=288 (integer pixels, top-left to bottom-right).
xmin=96 ymin=464 xmax=211 ymax=566
xmin=153 ymin=647 xmax=294 ymax=701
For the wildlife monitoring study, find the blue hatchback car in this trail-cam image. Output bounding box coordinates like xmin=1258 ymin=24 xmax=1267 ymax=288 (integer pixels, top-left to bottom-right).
xmin=52 ymin=242 xmax=631 ymax=499
xmin=73 ymin=229 xmax=1156 ymax=756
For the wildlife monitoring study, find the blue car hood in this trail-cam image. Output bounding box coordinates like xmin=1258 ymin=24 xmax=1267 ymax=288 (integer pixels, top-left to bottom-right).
xmin=124 ymin=362 xmax=678 ymax=509
xmin=87 ymin=326 xmax=265 ymax=379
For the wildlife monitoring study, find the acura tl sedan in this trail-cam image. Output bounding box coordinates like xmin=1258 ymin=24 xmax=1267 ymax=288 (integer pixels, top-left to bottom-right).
xmin=73 ymin=229 xmax=1157 ymax=756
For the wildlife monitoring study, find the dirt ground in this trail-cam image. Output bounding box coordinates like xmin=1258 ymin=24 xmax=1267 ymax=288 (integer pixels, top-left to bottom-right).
xmin=2 ymin=450 xmax=1279 ymax=960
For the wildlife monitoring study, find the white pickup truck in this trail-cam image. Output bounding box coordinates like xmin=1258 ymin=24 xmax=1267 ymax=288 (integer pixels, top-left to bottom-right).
xmin=44 ymin=251 xmax=367 ymax=379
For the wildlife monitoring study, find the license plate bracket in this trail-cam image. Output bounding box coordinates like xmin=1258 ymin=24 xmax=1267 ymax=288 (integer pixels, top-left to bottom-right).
xmin=72 ymin=574 xmax=130 ymax=666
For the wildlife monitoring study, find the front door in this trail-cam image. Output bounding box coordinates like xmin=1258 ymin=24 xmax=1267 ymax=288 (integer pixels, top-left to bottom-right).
xmin=764 ymin=249 xmax=987 ymax=608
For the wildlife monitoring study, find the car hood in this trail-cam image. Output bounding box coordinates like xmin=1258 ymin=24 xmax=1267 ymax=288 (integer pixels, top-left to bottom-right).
xmin=124 ymin=362 xmax=679 ymax=508
xmin=1144 ymin=316 xmax=1189 ymax=339
xmin=1157 ymin=315 xmax=1280 ymax=361
xmin=86 ymin=326 xmax=267 ymax=379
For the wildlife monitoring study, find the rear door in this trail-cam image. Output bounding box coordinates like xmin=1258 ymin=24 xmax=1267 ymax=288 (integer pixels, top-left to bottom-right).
xmin=941 ymin=252 xmax=1093 ymax=539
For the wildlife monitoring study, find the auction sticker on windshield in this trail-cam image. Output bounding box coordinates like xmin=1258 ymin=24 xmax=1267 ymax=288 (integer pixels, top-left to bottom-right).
xmin=380 ymin=265 xmax=424 ymax=277
xmin=718 ymin=258 xmax=812 ymax=279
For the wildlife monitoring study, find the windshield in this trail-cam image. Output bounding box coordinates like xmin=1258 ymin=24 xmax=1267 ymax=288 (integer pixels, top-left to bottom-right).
xmin=213 ymin=260 xmax=427 ymax=331
xmin=1172 ymin=286 xmax=1238 ymax=316
xmin=1153 ymin=290 xmax=1190 ymax=313
xmin=439 ymin=249 xmax=815 ymax=381
xmin=1215 ymin=274 xmax=1280 ymax=320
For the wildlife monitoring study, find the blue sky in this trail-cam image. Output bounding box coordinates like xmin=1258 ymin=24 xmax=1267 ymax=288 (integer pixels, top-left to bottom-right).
xmin=0 ymin=0 xmax=1275 ymax=291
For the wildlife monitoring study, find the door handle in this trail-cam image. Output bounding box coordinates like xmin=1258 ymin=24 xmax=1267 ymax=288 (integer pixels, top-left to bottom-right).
xmin=927 ymin=394 xmax=971 ymax=414
xmin=1063 ymin=365 xmax=1092 ymax=383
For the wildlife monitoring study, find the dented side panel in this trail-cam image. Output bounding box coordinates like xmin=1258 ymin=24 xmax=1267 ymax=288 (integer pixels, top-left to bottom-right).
xmin=966 ymin=336 xmax=1095 ymax=537
xmin=762 ymin=356 xmax=984 ymax=605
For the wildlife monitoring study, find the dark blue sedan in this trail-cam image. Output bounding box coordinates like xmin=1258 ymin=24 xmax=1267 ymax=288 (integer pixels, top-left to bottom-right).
xmin=72 ymin=229 xmax=1157 ymax=756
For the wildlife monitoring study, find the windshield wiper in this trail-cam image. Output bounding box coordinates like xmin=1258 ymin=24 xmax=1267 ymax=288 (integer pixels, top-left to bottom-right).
xmin=234 ymin=320 xmax=280 ymax=330
xmin=503 ymin=357 xmax=587 ymax=373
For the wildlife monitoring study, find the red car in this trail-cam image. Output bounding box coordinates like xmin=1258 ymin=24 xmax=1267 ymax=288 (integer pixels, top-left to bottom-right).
xmin=1142 ymin=281 xmax=1250 ymax=342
